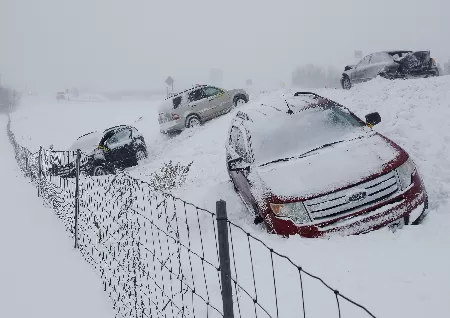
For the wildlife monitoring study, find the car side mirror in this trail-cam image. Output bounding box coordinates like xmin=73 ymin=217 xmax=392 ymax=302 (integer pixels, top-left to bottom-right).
xmin=365 ymin=112 xmax=381 ymax=127
xmin=344 ymin=65 xmax=354 ymax=71
xmin=228 ymin=157 xmax=250 ymax=172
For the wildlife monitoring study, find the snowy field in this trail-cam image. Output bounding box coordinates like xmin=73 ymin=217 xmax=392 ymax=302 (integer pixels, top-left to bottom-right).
xmin=8 ymin=76 xmax=450 ymax=317
xmin=0 ymin=116 xmax=114 ymax=318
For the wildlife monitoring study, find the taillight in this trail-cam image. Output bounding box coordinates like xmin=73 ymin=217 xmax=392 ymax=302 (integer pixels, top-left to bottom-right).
xmin=172 ymin=114 xmax=180 ymax=120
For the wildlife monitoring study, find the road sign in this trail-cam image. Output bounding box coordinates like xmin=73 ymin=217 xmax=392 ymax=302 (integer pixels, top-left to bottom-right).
xmin=165 ymin=76 xmax=174 ymax=86
xmin=354 ymin=50 xmax=363 ymax=59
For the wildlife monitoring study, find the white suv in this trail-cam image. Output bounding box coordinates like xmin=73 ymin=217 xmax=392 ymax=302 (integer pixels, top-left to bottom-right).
xmin=158 ymin=85 xmax=249 ymax=133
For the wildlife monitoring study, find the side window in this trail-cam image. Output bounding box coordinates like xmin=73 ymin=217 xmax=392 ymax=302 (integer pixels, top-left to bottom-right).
xmin=357 ymin=54 xmax=372 ymax=66
xmin=370 ymin=53 xmax=381 ymax=64
xmin=131 ymin=127 xmax=140 ymax=138
xmin=204 ymin=87 xmax=221 ymax=98
xmin=187 ymin=89 xmax=206 ymax=103
xmin=371 ymin=53 xmax=392 ymax=64
xmin=172 ymin=96 xmax=182 ymax=109
xmin=105 ymin=129 xmax=131 ymax=148
xmin=230 ymin=126 xmax=248 ymax=160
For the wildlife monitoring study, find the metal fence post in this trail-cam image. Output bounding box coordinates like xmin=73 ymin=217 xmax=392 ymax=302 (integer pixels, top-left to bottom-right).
xmin=38 ymin=146 xmax=42 ymax=197
xmin=216 ymin=200 xmax=235 ymax=318
xmin=74 ymin=149 xmax=81 ymax=248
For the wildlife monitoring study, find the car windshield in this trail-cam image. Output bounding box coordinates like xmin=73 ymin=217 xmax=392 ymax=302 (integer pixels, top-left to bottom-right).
xmin=252 ymin=103 xmax=368 ymax=166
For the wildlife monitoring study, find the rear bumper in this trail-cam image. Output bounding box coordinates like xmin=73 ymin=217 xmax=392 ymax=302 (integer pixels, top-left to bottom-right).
xmin=159 ymin=119 xmax=184 ymax=133
xmin=265 ymin=171 xmax=428 ymax=238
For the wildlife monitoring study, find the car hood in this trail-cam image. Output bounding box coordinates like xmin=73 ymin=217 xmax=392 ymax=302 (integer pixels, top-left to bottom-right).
xmin=68 ymin=131 xmax=103 ymax=153
xmin=252 ymin=134 xmax=401 ymax=199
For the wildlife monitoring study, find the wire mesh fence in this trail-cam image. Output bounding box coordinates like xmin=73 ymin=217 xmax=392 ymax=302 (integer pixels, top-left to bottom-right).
xmin=6 ymin=116 xmax=378 ymax=318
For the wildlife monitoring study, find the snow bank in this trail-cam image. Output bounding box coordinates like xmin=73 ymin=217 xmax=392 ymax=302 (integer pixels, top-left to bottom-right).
xmin=0 ymin=115 xmax=114 ymax=318
xmin=8 ymin=76 xmax=450 ymax=317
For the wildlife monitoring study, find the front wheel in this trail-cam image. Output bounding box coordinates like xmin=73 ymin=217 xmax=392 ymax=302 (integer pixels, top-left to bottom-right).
xmin=92 ymin=165 xmax=108 ymax=176
xmin=135 ymin=148 xmax=147 ymax=163
xmin=341 ymin=77 xmax=351 ymax=90
xmin=234 ymin=97 xmax=247 ymax=107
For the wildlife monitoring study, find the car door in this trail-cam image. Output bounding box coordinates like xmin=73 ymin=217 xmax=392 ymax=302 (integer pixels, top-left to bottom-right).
xmin=203 ymin=86 xmax=232 ymax=116
xmin=186 ymin=88 xmax=211 ymax=120
xmin=228 ymin=125 xmax=256 ymax=208
xmin=352 ymin=54 xmax=372 ymax=83
xmin=104 ymin=128 xmax=134 ymax=167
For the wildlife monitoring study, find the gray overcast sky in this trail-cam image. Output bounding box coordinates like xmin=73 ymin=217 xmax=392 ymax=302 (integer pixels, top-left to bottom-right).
xmin=1 ymin=0 xmax=449 ymax=92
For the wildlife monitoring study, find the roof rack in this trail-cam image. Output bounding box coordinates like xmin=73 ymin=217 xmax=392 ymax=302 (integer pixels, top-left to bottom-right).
xmin=293 ymin=92 xmax=323 ymax=98
xmin=294 ymin=91 xmax=347 ymax=109
xmin=77 ymin=131 xmax=97 ymax=140
xmin=103 ymin=124 xmax=130 ymax=132
xmin=164 ymin=84 xmax=208 ymax=101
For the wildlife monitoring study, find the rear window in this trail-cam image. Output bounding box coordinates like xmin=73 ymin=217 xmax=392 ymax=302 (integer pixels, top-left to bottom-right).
xmin=173 ymin=96 xmax=182 ymax=109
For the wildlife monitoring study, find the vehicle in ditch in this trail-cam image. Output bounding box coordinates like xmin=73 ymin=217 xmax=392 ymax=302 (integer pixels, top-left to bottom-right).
xmin=158 ymin=84 xmax=249 ymax=134
xmin=341 ymin=50 xmax=439 ymax=89
xmin=51 ymin=125 xmax=148 ymax=177
xmin=226 ymin=92 xmax=428 ymax=237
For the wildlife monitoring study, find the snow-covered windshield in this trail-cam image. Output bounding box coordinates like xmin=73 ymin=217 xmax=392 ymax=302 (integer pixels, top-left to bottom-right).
xmin=252 ymin=104 xmax=368 ymax=166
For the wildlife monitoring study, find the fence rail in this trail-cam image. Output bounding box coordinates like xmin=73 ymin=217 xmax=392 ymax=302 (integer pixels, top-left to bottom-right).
xmin=6 ymin=115 xmax=377 ymax=318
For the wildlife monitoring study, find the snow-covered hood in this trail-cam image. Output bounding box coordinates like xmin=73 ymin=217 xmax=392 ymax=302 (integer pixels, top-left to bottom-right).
xmin=253 ymin=134 xmax=401 ymax=199
xmin=68 ymin=131 xmax=103 ymax=153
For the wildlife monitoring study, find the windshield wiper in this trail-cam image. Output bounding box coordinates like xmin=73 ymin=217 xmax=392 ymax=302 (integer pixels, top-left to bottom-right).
xmin=260 ymin=135 xmax=366 ymax=167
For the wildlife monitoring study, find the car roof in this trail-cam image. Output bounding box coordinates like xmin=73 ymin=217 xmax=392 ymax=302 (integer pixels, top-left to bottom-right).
xmin=164 ymin=85 xmax=207 ymax=101
xmin=380 ymin=50 xmax=412 ymax=55
xmin=233 ymin=92 xmax=335 ymax=127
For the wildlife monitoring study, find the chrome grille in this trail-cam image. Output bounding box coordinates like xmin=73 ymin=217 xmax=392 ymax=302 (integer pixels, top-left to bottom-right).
xmin=304 ymin=171 xmax=399 ymax=222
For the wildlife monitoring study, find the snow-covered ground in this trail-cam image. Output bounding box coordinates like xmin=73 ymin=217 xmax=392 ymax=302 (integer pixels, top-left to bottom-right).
xmin=0 ymin=115 xmax=114 ymax=318
xmin=9 ymin=76 xmax=450 ymax=317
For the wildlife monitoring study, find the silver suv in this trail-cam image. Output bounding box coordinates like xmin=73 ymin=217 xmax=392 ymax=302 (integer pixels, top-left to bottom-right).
xmin=158 ymin=85 xmax=249 ymax=133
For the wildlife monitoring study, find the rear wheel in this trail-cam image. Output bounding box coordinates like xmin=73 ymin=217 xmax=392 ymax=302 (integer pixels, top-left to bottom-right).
xmin=186 ymin=115 xmax=201 ymax=128
xmin=341 ymin=76 xmax=351 ymax=90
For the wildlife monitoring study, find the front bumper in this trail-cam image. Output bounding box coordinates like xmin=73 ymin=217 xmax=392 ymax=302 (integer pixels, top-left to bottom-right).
xmin=265 ymin=171 xmax=428 ymax=238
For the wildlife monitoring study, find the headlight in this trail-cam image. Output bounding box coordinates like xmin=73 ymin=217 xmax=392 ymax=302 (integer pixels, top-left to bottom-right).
xmin=396 ymin=158 xmax=416 ymax=190
xmin=270 ymin=202 xmax=311 ymax=225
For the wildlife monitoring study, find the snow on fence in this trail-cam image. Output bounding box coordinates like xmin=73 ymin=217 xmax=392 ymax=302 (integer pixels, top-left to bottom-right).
xmin=6 ymin=116 xmax=377 ymax=318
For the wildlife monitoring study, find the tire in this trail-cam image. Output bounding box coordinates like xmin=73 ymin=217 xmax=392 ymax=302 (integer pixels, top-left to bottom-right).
xmin=411 ymin=198 xmax=429 ymax=225
xmin=136 ymin=148 xmax=147 ymax=161
xmin=341 ymin=76 xmax=351 ymax=90
xmin=233 ymin=96 xmax=247 ymax=107
xmin=185 ymin=115 xmax=201 ymax=128
xmin=92 ymin=164 xmax=108 ymax=176
xmin=379 ymin=72 xmax=395 ymax=80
